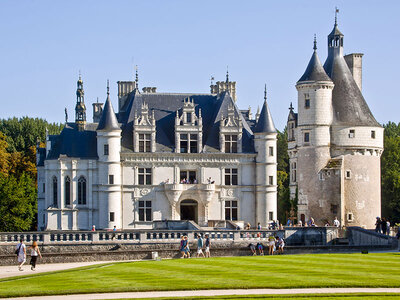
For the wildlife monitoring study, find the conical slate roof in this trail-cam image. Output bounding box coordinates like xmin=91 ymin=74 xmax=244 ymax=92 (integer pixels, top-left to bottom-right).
xmin=298 ymin=42 xmax=331 ymax=83
xmin=254 ymin=99 xmax=276 ymax=133
xmin=323 ymin=25 xmax=381 ymax=127
xmin=97 ymin=93 xmax=120 ymax=131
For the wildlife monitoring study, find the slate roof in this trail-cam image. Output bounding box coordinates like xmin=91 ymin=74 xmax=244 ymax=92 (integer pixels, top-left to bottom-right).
xmin=323 ymin=25 xmax=381 ymax=127
xmin=254 ymin=99 xmax=277 ymax=134
xmin=298 ymin=49 xmax=332 ymax=83
xmin=97 ymin=95 xmax=120 ymax=131
xmin=46 ymin=123 xmax=98 ymax=159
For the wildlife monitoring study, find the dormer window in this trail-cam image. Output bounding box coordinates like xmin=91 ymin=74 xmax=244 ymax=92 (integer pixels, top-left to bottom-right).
xmin=175 ymin=98 xmax=203 ymax=153
xmin=133 ymin=102 xmax=156 ymax=153
xmin=220 ymin=103 xmax=242 ymax=153
xmin=349 ymin=129 xmax=355 ymax=138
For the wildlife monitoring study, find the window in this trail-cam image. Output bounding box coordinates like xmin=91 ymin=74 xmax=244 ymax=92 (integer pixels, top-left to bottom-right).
xmin=269 ymin=146 xmax=274 ymax=156
xmin=349 ymin=129 xmax=355 ymax=138
xmin=180 ymin=170 xmax=197 ymax=184
xmin=269 ymin=176 xmax=273 ymax=185
xmin=304 ymin=93 xmax=310 ymax=108
xmin=138 ymin=168 xmax=152 ymax=185
xmin=180 ymin=134 xmax=198 ymax=153
xmin=110 ymin=212 xmax=115 ymax=222
xmin=52 ymin=177 xmax=58 ymax=207
xmin=78 ymin=176 xmax=87 ymax=205
xmin=43 ymin=183 xmax=45 ymax=193
xmin=331 ymin=204 xmax=338 ymax=215
xmin=291 ymin=162 xmax=297 ymax=182
xmin=225 ymin=200 xmax=238 ymax=221
xmin=348 ymin=212 xmax=353 ymax=221
xmin=289 ymin=122 xmax=295 ymax=141
xmin=186 ymin=112 xmax=192 ymax=123
xmin=224 ymin=135 xmax=238 ymax=153
xmin=269 ymin=211 xmax=273 ymax=221
xmin=104 ymin=144 xmax=109 ymax=155
xmin=304 ymin=132 xmax=310 ymax=143
xmin=139 ymin=134 xmax=151 ymax=152
xmin=371 ymin=131 xmax=376 ymax=139
xmin=139 ymin=200 xmax=152 ymax=221
xmin=108 ymin=175 xmax=114 ymax=185
xmin=65 ymin=176 xmax=71 ymax=206
xmin=225 ymin=168 xmax=238 ymax=185
xmin=345 ymin=170 xmax=351 ymax=179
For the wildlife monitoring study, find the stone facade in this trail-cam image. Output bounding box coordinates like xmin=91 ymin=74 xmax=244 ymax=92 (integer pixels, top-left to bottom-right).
xmin=37 ymin=76 xmax=278 ymax=231
xmin=288 ymin=21 xmax=383 ymax=228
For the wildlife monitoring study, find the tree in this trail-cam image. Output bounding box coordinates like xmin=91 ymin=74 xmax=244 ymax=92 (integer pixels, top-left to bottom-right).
xmin=0 ymin=173 xmax=37 ymax=231
xmin=276 ymin=128 xmax=291 ymax=223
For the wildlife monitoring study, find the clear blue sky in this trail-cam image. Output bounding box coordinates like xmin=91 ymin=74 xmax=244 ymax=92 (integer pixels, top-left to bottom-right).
xmin=0 ymin=0 xmax=399 ymax=131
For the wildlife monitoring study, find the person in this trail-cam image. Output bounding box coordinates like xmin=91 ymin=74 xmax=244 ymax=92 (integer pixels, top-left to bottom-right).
xmin=375 ymin=217 xmax=382 ymax=233
xmin=298 ymin=220 xmax=303 ymax=227
xmin=28 ymin=241 xmax=42 ymax=271
xmin=248 ymin=243 xmax=256 ymax=256
xmin=333 ymin=217 xmax=340 ymax=227
xmin=91 ymin=225 xmax=96 ymax=231
xmin=180 ymin=236 xmax=187 ymax=258
xmin=325 ymin=221 xmax=330 ymax=227
xmin=15 ymin=238 xmax=26 ymax=271
xmin=286 ymin=219 xmax=292 ymax=227
xmin=277 ymin=237 xmax=285 ymax=254
xmin=184 ymin=235 xmax=190 ymax=258
xmin=196 ymin=234 xmax=205 ymax=258
xmin=111 ymin=225 xmax=117 ymax=240
xmin=257 ymin=222 xmax=261 ymax=230
xmin=387 ymin=219 xmax=391 ymax=236
xmin=245 ymin=223 xmax=251 ymax=230
xmin=381 ymin=218 xmax=387 ymax=235
xmin=256 ymin=242 xmax=264 ymax=255
xmin=268 ymin=235 xmax=276 ymax=255
xmin=205 ymin=234 xmax=211 ymax=258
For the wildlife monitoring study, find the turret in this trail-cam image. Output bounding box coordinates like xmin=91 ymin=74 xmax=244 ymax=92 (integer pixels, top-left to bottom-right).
xmin=253 ymin=85 xmax=277 ymax=226
xmin=97 ymin=80 xmax=122 ymax=229
xmin=75 ymin=75 xmax=86 ymax=131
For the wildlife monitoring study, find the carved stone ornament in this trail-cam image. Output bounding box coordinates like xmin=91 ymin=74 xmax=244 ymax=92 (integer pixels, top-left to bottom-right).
xmin=140 ymin=188 xmax=150 ymax=196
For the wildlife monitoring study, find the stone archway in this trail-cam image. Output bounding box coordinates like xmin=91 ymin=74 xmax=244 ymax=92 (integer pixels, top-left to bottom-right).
xmin=180 ymin=199 xmax=198 ymax=223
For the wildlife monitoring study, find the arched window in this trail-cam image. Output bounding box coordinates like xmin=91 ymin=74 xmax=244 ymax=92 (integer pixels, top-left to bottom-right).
xmin=52 ymin=177 xmax=58 ymax=207
xmin=65 ymin=176 xmax=71 ymax=206
xmin=78 ymin=176 xmax=87 ymax=205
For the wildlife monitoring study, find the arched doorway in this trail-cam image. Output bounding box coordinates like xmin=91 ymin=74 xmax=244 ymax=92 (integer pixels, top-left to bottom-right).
xmin=180 ymin=199 xmax=198 ymax=223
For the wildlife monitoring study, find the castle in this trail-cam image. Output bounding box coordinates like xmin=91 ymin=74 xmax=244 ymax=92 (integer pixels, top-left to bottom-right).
xmin=36 ymin=73 xmax=278 ymax=230
xmin=287 ymin=18 xmax=383 ymax=228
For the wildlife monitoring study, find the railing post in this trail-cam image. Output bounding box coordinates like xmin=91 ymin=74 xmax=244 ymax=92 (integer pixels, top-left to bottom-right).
xmin=139 ymin=232 xmax=147 ymax=243
xmin=43 ymin=233 xmax=50 ymax=244
xmin=233 ymin=231 xmax=240 ymax=241
xmin=92 ymin=232 xmax=99 ymax=242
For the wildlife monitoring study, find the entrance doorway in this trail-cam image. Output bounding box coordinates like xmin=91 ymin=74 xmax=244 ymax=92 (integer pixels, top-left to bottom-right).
xmin=180 ymin=199 xmax=198 ymax=223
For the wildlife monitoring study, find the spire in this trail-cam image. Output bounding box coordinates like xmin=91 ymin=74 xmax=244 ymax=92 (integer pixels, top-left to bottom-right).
xmin=254 ymin=85 xmax=277 ymax=134
xmin=97 ymin=81 xmax=120 ymax=131
xmin=298 ymin=36 xmax=331 ymax=83
xmin=335 ymin=7 xmax=339 ymax=26
xmin=135 ymin=65 xmax=139 ymax=89
xmin=75 ymin=74 xmax=86 ymax=130
xmin=226 ymin=66 xmax=229 ymax=83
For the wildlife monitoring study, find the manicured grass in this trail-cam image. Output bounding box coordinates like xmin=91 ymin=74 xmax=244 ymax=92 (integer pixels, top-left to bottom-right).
xmin=130 ymin=295 xmax=400 ymax=300
xmin=0 ymin=253 xmax=400 ymax=298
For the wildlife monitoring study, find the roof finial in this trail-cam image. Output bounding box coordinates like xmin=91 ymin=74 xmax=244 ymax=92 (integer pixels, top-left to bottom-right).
xmin=65 ymin=107 xmax=68 ymax=123
xmin=78 ymin=70 xmax=81 ymax=80
xmin=335 ymin=7 xmax=339 ymax=26
xmin=135 ymin=65 xmax=139 ymax=88
xmin=226 ymin=66 xmax=229 ymax=84
xmin=289 ymin=102 xmax=294 ymax=111
xmin=107 ymin=79 xmax=110 ymax=96
xmin=210 ymin=75 xmax=214 ymax=86
xmin=313 ymin=34 xmax=317 ymax=51
xmin=264 ymin=84 xmax=267 ymax=102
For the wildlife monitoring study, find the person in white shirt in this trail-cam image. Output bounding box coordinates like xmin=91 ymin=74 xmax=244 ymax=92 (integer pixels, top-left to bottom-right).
xmin=15 ymin=238 xmax=26 ymax=271
xmin=333 ymin=217 xmax=340 ymax=227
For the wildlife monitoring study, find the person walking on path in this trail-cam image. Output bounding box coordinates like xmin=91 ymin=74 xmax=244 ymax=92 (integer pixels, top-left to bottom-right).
xmin=256 ymin=242 xmax=264 ymax=256
xmin=205 ymin=234 xmax=211 ymax=258
xmin=375 ymin=217 xmax=382 ymax=233
xmin=196 ymin=234 xmax=205 ymax=258
xmin=15 ymin=238 xmax=26 ymax=271
xmin=184 ymin=235 xmax=190 ymax=258
xmin=28 ymin=241 xmax=42 ymax=271
xmin=180 ymin=236 xmax=187 ymax=258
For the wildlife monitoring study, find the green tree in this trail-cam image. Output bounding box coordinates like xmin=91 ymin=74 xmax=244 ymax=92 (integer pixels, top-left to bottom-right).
xmin=0 ymin=173 xmax=37 ymax=231
xmin=276 ymin=128 xmax=291 ymax=223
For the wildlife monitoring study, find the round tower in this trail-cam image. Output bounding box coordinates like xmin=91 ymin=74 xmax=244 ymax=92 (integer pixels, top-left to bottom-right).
xmin=295 ymin=37 xmax=335 ymax=224
xmin=253 ymin=85 xmax=277 ymax=226
xmin=96 ymin=81 xmax=122 ymax=229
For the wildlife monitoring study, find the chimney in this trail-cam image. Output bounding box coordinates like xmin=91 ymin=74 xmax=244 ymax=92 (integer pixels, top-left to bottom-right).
xmin=92 ymin=102 xmax=104 ymax=123
xmin=344 ymin=53 xmax=363 ymax=91
xmin=210 ymin=80 xmax=237 ymax=102
xmin=142 ymin=87 xmax=157 ymax=93
xmin=117 ymin=81 xmax=137 ymax=111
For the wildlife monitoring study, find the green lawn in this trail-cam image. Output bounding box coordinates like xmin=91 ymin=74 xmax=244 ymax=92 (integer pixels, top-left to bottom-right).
xmin=130 ymin=295 xmax=400 ymax=300
xmin=0 ymin=253 xmax=400 ymax=298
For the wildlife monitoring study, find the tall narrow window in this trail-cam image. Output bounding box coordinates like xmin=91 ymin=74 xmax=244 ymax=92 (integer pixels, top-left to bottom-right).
xmin=349 ymin=129 xmax=355 ymax=138
xmin=104 ymin=144 xmax=109 ymax=155
xmin=224 ymin=135 xmax=238 ymax=153
xmin=52 ymin=177 xmax=58 ymax=207
xmin=269 ymin=211 xmax=273 ymax=221
xmin=225 ymin=200 xmax=238 ymax=221
xmin=269 ymin=146 xmax=274 ymax=156
xmin=78 ymin=176 xmax=87 ymax=205
xmin=269 ymin=176 xmax=274 ymax=185
xmin=186 ymin=112 xmax=192 ymax=123
xmin=65 ymin=176 xmax=71 ymax=206
xmin=139 ymin=200 xmax=152 ymax=221
xmin=371 ymin=131 xmax=376 ymax=139
xmin=304 ymin=93 xmax=310 ymax=108
xmin=291 ymin=162 xmax=297 ymax=182
xmin=110 ymin=212 xmax=115 ymax=222
xmin=139 ymin=134 xmax=151 ymax=152
xmin=304 ymin=132 xmax=310 ymax=143
xmin=225 ymin=168 xmax=238 ymax=185
xmin=43 ymin=183 xmax=45 ymax=193
xmin=138 ymin=168 xmax=152 ymax=185
xmin=108 ymin=175 xmax=114 ymax=185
